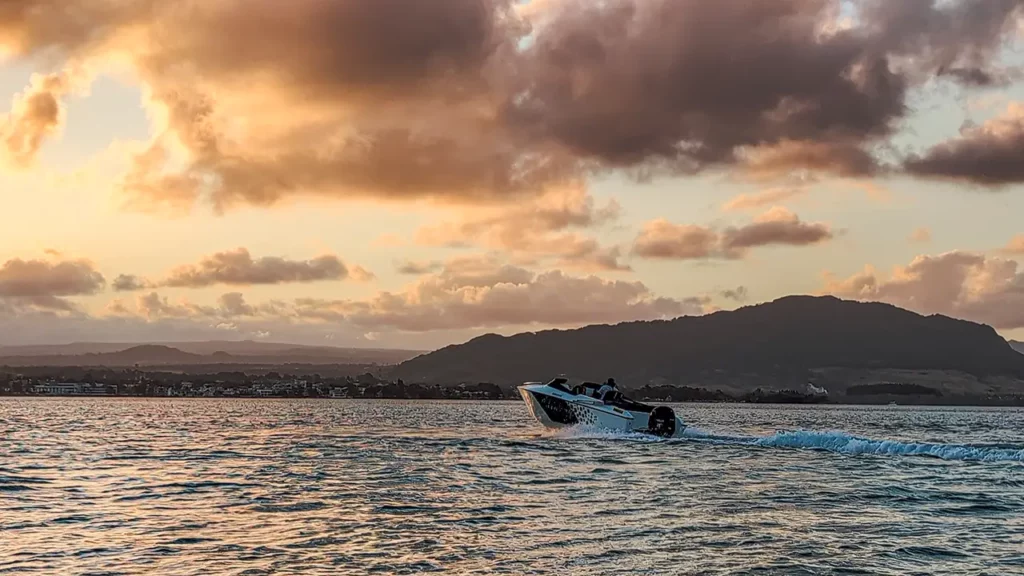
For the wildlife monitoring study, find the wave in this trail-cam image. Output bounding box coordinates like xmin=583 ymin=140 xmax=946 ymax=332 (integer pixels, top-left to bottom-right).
xmin=681 ymin=427 xmax=1024 ymax=463
xmin=554 ymin=425 xmax=1024 ymax=462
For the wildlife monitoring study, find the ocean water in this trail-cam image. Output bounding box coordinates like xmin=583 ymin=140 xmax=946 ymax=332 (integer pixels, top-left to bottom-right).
xmin=1 ymin=399 xmax=1022 ymax=575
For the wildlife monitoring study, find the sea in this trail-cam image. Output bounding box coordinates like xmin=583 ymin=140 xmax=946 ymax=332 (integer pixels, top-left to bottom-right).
xmin=1 ymin=399 xmax=1022 ymax=575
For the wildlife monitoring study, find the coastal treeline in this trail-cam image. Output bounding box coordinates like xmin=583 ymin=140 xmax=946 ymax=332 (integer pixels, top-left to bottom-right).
xmin=3 ymin=367 xmax=1024 ymax=406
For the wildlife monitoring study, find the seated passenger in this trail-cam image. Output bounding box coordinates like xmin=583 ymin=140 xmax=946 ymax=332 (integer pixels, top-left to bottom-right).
xmin=597 ymin=378 xmax=617 ymax=402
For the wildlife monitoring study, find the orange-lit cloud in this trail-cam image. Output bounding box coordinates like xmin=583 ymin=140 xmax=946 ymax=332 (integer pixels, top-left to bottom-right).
xmin=106 ymin=255 xmax=698 ymax=333
xmin=1000 ymin=235 xmax=1024 ymax=254
xmin=1 ymin=0 xmax=1021 ymax=210
xmin=288 ymin=259 xmax=691 ymax=331
xmin=742 ymin=140 xmax=881 ymax=181
xmin=909 ymin=227 xmax=932 ymax=244
xmin=722 ymin=188 xmax=806 ymax=212
xmin=416 ymin=186 xmax=629 ymax=271
xmin=823 ymin=251 xmax=1024 ymax=329
xmin=632 ymin=221 xmax=720 ymax=260
xmin=1 ymin=72 xmax=69 ymax=167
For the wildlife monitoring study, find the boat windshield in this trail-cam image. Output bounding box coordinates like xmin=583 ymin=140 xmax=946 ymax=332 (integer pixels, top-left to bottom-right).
xmin=546 ymin=378 xmax=571 ymax=393
xmin=569 ymin=382 xmax=603 ymax=397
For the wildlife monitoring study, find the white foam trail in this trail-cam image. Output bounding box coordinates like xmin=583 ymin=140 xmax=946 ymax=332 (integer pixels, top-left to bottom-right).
xmin=549 ymin=425 xmax=662 ymax=442
xmin=680 ymin=426 xmax=752 ymax=443
xmin=681 ymin=427 xmax=1024 ymax=463
xmin=548 ymin=424 xmax=1024 ymax=462
xmin=754 ymin=430 xmax=1024 ymax=462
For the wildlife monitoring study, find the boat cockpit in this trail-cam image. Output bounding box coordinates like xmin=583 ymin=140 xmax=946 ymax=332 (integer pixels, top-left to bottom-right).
xmin=543 ymin=378 xmax=655 ymax=414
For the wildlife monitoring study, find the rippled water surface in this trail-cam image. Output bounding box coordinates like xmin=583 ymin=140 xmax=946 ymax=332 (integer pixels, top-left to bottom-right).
xmin=2 ymin=399 xmax=1023 ymax=575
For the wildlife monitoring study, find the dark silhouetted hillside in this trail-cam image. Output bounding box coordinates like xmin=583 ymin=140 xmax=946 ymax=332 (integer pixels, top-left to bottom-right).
xmin=1011 ymin=340 xmax=1024 ymax=355
xmin=393 ymin=296 xmax=1024 ymax=388
xmin=0 ymin=345 xmax=204 ymax=367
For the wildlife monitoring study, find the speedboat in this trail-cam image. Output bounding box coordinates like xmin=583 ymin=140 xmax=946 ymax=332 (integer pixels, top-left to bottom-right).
xmin=518 ymin=378 xmax=686 ymax=438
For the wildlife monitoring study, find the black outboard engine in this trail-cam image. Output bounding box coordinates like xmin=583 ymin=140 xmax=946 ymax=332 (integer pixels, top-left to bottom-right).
xmin=648 ymin=406 xmax=677 ymax=438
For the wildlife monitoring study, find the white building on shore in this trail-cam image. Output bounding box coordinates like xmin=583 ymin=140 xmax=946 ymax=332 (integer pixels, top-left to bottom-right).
xmin=33 ymin=382 xmax=81 ymax=395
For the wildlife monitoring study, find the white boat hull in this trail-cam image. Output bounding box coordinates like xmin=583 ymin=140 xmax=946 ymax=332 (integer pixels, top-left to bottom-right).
xmin=519 ymin=381 xmax=686 ymax=438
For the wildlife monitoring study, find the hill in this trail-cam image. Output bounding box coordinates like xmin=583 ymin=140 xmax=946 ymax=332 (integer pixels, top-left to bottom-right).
xmin=0 ymin=341 xmax=423 ymax=367
xmin=1011 ymin=340 xmax=1024 ymax=355
xmin=393 ymin=296 xmax=1024 ymax=395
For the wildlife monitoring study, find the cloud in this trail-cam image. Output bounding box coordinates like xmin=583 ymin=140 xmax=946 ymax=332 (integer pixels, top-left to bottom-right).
xmin=741 ymin=140 xmax=882 ymax=180
xmin=111 ymin=274 xmax=149 ymax=292
xmin=113 ymin=0 xmax=575 ymax=211
xmin=722 ymin=187 xmax=807 ymax=212
xmin=1 ymin=72 xmax=70 ymax=167
xmin=904 ymin=103 xmax=1024 ymax=185
xmin=1000 ymin=235 xmax=1024 ymax=254
xmin=634 ymin=207 xmax=833 ymax=260
xmin=114 ymin=250 xmax=368 ymax=290
xmin=823 ymin=250 xmax=1024 ymax=329
xmin=511 ymin=0 xmax=1021 ymax=179
xmin=720 ymin=286 xmax=749 ymax=302
xmin=0 ymin=255 xmax=105 ymax=312
xmin=416 ymin=186 xmax=630 ymax=271
xmin=396 ymin=260 xmax=444 ymax=275
xmin=721 ymin=207 xmax=834 ymax=253
xmin=162 ymin=248 xmax=357 ymax=288
xmin=134 ymin=290 xmax=270 ymax=321
xmin=3 ymin=0 xmax=1022 ymax=209
xmin=136 ymin=291 xmax=194 ymax=320
xmin=348 ymin=265 xmax=376 ymax=283
xmin=632 ymin=220 xmax=720 ymax=260
xmin=909 ymin=227 xmax=932 ymax=244
xmin=289 ymin=259 xmax=694 ymax=332
xmin=103 ymin=256 xmax=701 ymax=335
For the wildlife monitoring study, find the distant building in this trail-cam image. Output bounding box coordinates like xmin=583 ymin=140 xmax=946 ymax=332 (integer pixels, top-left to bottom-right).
xmin=33 ymin=382 xmax=80 ymax=395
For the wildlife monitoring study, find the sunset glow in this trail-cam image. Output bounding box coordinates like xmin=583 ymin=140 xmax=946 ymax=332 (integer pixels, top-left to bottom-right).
xmin=2 ymin=0 xmax=1024 ymax=348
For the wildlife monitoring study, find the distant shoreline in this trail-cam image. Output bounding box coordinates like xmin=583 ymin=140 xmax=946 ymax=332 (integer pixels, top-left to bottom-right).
xmin=3 ymin=393 xmax=1023 ymax=407
xmin=5 ymin=364 xmax=1024 ymax=407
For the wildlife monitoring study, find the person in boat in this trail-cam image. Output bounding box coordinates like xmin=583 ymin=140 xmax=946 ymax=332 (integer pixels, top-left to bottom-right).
xmin=597 ymin=378 xmax=618 ymax=402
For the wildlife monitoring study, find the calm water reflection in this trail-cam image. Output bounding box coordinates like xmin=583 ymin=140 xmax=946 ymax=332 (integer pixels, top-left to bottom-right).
xmin=1 ymin=399 xmax=1022 ymax=574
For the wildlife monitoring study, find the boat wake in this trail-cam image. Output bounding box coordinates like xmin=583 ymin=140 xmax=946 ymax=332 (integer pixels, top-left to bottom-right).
xmin=553 ymin=425 xmax=1024 ymax=462
xmin=546 ymin=425 xmax=666 ymax=443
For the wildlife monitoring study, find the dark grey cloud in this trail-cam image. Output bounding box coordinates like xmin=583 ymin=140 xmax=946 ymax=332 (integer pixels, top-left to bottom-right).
xmin=722 ymin=209 xmax=834 ymax=252
xmin=112 ymin=274 xmax=148 ymax=292
xmin=0 ymin=256 xmax=105 ymax=312
xmin=721 ymin=286 xmax=749 ymax=302
xmin=509 ymin=0 xmax=1021 ymax=178
xmin=904 ymin=104 xmax=1024 ymax=185
xmin=633 ymin=208 xmax=834 ymax=260
xmin=396 ymin=260 xmax=445 ymax=275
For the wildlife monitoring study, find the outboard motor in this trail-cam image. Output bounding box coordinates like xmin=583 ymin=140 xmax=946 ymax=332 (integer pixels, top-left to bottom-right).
xmin=648 ymin=406 xmax=677 ymax=438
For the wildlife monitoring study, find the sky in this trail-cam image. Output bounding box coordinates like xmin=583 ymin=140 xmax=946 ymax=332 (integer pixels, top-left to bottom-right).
xmin=1 ymin=0 xmax=1024 ymax=350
